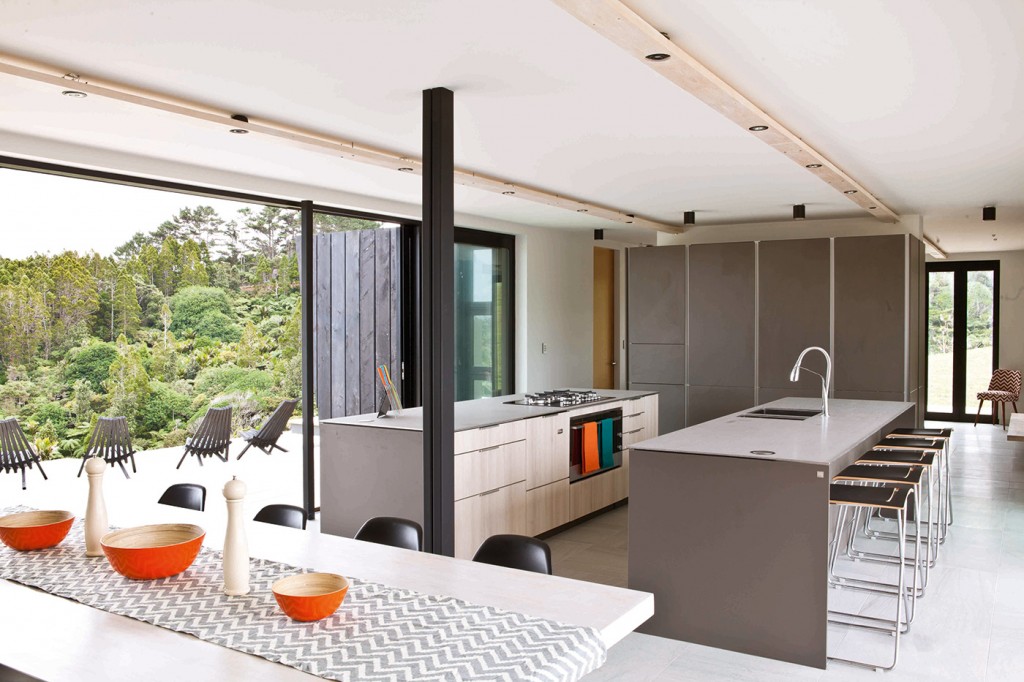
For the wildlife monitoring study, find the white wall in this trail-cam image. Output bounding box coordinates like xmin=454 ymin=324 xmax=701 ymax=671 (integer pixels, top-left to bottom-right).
xmin=931 ymin=249 xmax=1024 ymax=373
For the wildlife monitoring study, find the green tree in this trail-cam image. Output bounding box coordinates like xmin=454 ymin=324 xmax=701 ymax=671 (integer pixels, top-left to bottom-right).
xmin=104 ymin=334 xmax=151 ymax=427
xmin=169 ymin=286 xmax=240 ymax=342
xmin=0 ymin=275 xmax=48 ymax=368
xmin=112 ymin=271 xmax=142 ymax=338
xmin=178 ymin=239 xmax=210 ymax=287
xmin=240 ymin=206 xmax=299 ymax=261
xmin=236 ymin=322 xmax=266 ymax=368
xmin=48 ymin=252 xmax=100 ymax=352
xmin=154 ymin=237 xmax=179 ymax=295
xmin=64 ymin=341 xmax=118 ymax=391
xmin=157 ymin=206 xmax=225 ymax=249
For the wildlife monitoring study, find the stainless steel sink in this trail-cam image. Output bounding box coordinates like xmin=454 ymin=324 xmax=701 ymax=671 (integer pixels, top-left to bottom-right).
xmin=739 ymin=408 xmax=822 ymax=421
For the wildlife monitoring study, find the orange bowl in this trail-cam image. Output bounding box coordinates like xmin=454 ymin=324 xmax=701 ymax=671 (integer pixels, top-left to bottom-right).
xmin=272 ymin=573 xmax=349 ymax=622
xmin=101 ymin=524 xmax=205 ymax=580
xmin=0 ymin=510 xmax=75 ymax=551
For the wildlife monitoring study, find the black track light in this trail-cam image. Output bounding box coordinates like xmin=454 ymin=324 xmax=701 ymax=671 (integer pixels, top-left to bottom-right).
xmin=983 ymin=206 xmax=996 ymax=221
xmin=793 ymin=204 xmax=806 ymax=220
xmin=683 ymin=211 xmax=695 ymax=225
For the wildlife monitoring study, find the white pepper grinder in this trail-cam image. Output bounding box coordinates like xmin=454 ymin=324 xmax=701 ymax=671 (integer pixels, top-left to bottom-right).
xmin=84 ymin=456 xmax=108 ymax=557
xmin=222 ymin=476 xmax=250 ymax=596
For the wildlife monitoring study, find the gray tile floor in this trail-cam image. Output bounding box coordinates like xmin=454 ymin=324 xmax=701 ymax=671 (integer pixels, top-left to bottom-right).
xmin=549 ymin=421 xmax=1024 ymax=681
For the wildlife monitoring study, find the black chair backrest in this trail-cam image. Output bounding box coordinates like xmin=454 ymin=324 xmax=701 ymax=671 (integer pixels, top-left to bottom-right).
xmin=472 ymin=534 xmax=552 ymax=575
xmin=254 ymin=503 xmax=306 ymax=530
xmin=255 ymin=399 xmax=298 ymax=441
xmin=0 ymin=417 xmax=36 ymax=467
xmin=86 ymin=416 xmax=134 ymax=458
xmin=193 ymin=406 xmax=232 ymax=450
xmin=158 ymin=483 xmax=207 ymax=512
xmin=354 ymin=516 xmax=423 ymax=551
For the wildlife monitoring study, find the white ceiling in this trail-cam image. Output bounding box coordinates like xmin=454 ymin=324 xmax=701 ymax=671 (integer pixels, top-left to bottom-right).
xmin=0 ymin=0 xmax=1021 ymax=251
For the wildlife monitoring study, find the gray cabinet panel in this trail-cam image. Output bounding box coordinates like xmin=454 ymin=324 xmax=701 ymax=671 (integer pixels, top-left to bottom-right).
xmin=688 ymin=242 xmax=755 ymax=388
xmin=758 ymin=239 xmax=830 ymax=390
xmin=834 ymin=390 xmax=905 ymax=402
xmin=627 ymin=246 xmax=686 ymax=344
xmin=630 ymin=382 xmax=686 ymax=434
xmin=686 ymin=385 xmax=756 ymax=426
xmin=629 ymin=344 xmax=685 ymax=384
xmin=834 ymin=236 xmax=906 ymax=394
xmin=757 ymin=387 xmax=822 ymax=404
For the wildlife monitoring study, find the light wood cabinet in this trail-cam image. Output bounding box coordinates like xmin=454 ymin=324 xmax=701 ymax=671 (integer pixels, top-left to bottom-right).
xmin=526 ymin=479 xmax=570 ymax=536
xmin=454 ymin=481 xmax=526 ymax=559
xmin=454 ymin=440 xmax=526 ymax=501
xmin=570 ymin=466 xmax=627 ymax=519
xmin=454 ymin=420 xmax=526 ymax=455
xmin=525 ymin=413 xmax=569 ymax=489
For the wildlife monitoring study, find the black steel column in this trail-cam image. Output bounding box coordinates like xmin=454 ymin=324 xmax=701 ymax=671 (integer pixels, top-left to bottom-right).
xmin=421 ymin=87 xmax=456 ymax=555
xmin=300 ymin=200 xmax=316 ymax=520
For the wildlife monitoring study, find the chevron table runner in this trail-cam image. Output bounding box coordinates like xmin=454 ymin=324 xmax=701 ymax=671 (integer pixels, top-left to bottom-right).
xmin=0 ymin=508 xmax=606 ymax=681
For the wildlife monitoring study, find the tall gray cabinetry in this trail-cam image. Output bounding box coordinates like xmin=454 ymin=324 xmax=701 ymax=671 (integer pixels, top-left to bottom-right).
xmin=627 ymin=235 xmax=925 ymax=430
xmin=626 ymin=246 xmax=686 ymax=433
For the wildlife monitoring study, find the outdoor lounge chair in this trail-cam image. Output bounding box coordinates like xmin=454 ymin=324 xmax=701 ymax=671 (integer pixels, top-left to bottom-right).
xmin=237 ymin=399 xmax=298 ymax=460
xmin=176 ymin=406 xmax=232 ymax=469
xmin=0 ymin=417 xmax=48 ymax=490
xmin=77 ymin=416 xmax=137 ymax=479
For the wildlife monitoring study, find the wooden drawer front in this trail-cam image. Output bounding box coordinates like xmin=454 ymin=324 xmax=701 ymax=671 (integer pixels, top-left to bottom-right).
xmin=570 ymin=468 xmax=627 ymax=519
xmin=643 ymin=394 xmax=659 ymax=436
xmin=454 ymin=440 xmax=526 ymax=501
xmin=454 ymin=481 xmax=526 ymax=559
xmin=566 ymin=401 xmax=622 ymax=420
xmin=526 ymin=478 xmax=570 ymax=536
xmin=621 ymin=424 xmax=647 ymax=448
xmin=454 ymin=420 xmax=527 ymax=454
xmin=525 ymin=413 xmax=570 ymax=489
xmin=622 ymin=399 xmax=646 ymax=431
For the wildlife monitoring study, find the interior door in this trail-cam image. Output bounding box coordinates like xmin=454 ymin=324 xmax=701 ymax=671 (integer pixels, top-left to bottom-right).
xmin=926 ymin=261 xmax=999 ymax=421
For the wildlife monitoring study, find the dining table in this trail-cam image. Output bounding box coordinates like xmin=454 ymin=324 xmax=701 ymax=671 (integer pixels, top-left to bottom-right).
xmin=0 ymin=498 xmax=653 ymax=681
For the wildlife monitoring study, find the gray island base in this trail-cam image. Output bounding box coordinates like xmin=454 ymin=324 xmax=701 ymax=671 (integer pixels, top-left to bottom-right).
xmin=628 ymin=397 xmax=915 ymax=669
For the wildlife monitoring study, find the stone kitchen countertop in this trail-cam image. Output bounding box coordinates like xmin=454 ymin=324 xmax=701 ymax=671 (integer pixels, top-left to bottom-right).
xmin=320 ymin=388 xmax=657 ymax=432
xmin=631 ymin=397 xmax=915 ymax=466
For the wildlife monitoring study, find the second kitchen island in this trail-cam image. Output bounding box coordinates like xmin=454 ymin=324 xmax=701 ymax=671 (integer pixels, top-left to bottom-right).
xmin=629 ymin=397 xmax=915 ymax=669
xmin=320 ymin=389 xmax=658 ymax=559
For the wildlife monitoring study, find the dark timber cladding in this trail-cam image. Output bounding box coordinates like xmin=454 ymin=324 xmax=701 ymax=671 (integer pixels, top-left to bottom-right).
xmin=422 ymin=87 xmax=456 ymax=556
xmin=300 ymin=201 xmax=315 ymax=520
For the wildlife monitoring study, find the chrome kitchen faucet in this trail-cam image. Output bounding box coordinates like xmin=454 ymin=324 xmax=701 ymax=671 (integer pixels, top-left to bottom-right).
xmin=789 ymin=346 xmax=832 ymax=417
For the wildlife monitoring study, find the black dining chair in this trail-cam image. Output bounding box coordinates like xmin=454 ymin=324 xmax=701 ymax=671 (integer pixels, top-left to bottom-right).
xmin=157 ymin=483 xmax=207 ymax=512
xmin=254 ymin=503 xmax=307 ymax=530
xmin=472 ymin=534 xmax=552 ymax=575
xmin=354 ymin=516 xmax=423 ymax=551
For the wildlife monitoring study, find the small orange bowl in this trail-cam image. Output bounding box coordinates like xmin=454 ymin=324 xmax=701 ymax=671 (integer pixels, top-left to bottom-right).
xmin=272 ymin=573 xmax=349 ymax=622
xmin=101 ymin=524 xmax=205 ymax=580
xmin=0 ymin=510 xmax=75 ymax=551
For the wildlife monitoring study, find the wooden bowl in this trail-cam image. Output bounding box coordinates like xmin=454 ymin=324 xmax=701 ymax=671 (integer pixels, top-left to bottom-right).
xmin=101 ymin=524 xmax=205 ymax=580
xmin=0 ymin=510 xmax=75 ymax=551
xmin=272 ymin=573 xmax=349 ymax=621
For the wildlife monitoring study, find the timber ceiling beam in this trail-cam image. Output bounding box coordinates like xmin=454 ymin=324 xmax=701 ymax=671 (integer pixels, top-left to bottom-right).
xmin=551 ymin=0 xmax=900 ymax=223
xmin=0 ymin=50 xmax=682 ymax=234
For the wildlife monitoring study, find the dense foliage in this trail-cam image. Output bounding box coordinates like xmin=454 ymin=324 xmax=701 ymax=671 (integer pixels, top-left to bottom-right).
xmin=0 ymin=203 xmax=379 ymax=459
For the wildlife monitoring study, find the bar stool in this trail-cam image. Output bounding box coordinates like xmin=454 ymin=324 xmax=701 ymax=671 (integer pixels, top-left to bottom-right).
xmin=886 ymin=428 xmax=954 ymax=533
xmin=856 ymin=449 xmax=939 ymax=568
xmin=875 ymin=436 xmax=949 ymax=542
xmin=828 ymin=483 xmax=915 ymax=672
xmin=832 ymin=464 xmax=930 ymax=597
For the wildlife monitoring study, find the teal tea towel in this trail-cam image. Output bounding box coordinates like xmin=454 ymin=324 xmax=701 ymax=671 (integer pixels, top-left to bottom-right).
xmin=599 ymin=418 xmax=615 ymax=468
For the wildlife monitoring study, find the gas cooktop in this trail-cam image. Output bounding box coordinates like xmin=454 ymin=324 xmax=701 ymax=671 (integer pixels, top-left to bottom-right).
xmin=505 ymin=389 xmax=610 ymax=407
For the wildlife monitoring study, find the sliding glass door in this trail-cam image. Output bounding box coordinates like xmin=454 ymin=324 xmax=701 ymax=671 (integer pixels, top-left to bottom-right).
xmin=926 ymin=261 xmax=999 ymax=420
xmin=454 ymin=228 xmax=514 ymax=400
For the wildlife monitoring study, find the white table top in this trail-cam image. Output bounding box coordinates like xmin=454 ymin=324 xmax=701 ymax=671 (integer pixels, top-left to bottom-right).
xmin=1009 ymin=412 xmax=1024 ymax=442
xmin=0 ymin=501 xmax=653 ymax=682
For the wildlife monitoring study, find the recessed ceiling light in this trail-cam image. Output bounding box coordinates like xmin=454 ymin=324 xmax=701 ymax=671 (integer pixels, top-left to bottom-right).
xmin=397 ymin=167 xmax=414 ymax=172
xmin=229 ymin=113 xmax=249 ymax=134
xmin=868 ymin=206 xmax=877 ymax=210
xmin=229 ymin=128 xmax=248 ymax=134
xmin=577 ymin=209 xmax=588 ymax=213
xmin=645 ymin=53 xmax=670 ymax=61
xmin=61 ymin=90 xmax=87 ymax=98
xmin=843 ymin=190 xmax=858 ymax=194
xmin=805 ymin=163 xmax=822 ymax=169
xmin=502 ymin=191 xmax=515 ymax=195
xmin=748 ymin=125 xmax=769 ymax=132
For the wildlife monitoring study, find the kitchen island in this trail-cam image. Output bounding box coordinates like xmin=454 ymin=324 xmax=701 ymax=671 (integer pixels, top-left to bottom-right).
xmin=320 ymin=389 xmax=658 ymax=558
xmin=628 ymin=397 xmax=915 ymax=669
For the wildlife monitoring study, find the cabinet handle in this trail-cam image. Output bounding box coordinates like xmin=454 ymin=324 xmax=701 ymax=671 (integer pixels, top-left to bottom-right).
xmin=479 ymin=424 xmax=502 ymax=430
xmin=623 ymin=412 xmax=644 ymax=418
xmin=622 ymin=428 xmax=644 ymax=435
xmin=479 ymin=445 xmax=501 ymax=452
xmin=480 ymin=487 xmax=502 ymax=496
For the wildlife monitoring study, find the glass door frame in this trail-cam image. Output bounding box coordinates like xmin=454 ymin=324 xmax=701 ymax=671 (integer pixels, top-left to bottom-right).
xmin=925 ymin=260 xmax=1000 ymax=421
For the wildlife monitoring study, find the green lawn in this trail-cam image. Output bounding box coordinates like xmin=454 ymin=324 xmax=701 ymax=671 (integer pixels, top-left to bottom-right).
xmin=927 ymin=346 xmax=994 ymax=414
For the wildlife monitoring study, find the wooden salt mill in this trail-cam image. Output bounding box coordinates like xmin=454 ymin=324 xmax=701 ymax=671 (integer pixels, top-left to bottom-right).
xmin=223 ymin=476 xmax=250 ymax=596
xmin=84 ymin=456 xmax=108 ymax=557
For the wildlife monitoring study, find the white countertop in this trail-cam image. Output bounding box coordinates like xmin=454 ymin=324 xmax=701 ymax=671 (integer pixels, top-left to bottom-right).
xmin=0 ymin=501 xmax=653 ymax=682
xmin=632 ymin=397 xmax=914 ymax=465
xmin=320 ymin=389 xmax=656 ymax=432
